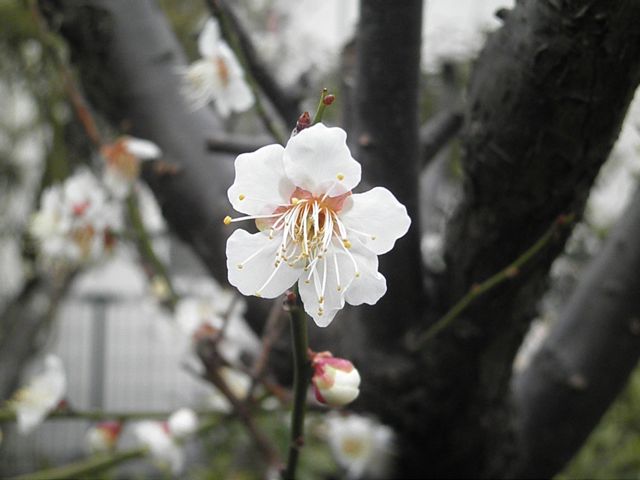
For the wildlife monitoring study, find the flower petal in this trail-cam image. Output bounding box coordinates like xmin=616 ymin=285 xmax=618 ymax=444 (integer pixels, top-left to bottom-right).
xmin=198 ymin=18 xmax=221 ymax=58
xmin=123 ymin=137 xmax=162 ymax=160
xmin=298 ymin=248 xmax=349 ymax=327
xmin=226 ymin=229 xmax=300 ymax=298
xmin=228 ymin=144 xmax=293 ymax=215
xmin=340 ymin=187 xmax=411 ymax=255
xmin=283 ymin=123 xmax=361 ymax=197
xmin=343 ymin=242 xmax=387 ymax=306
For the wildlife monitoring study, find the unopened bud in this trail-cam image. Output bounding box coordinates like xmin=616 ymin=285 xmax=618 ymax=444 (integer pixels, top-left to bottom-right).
xmin=311 ymin=351 xmax=360 ymax=407
xmin=322 ymin=94 xmax=336 ymax=106
xmin=292 ymin=112 xmax=312 ymax=137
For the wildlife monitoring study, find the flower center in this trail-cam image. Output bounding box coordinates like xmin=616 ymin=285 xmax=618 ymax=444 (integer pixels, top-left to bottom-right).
xmin=215 ymin=57 xmax=230 ymax=87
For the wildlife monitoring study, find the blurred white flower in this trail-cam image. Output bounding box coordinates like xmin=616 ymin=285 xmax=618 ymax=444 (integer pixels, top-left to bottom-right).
xmin=325 ymin=412 xmax=395 ymax=480
xmin=225 ymin=123 xmax=411 ymax=326
xmin=133 ymin=421 xmax=184 ymax=475
xmin=10 ymin=354 xmax=66 ymax=435
xmin=421 ymin=232 xmax=446 ymax=273
xmin=101 ymin=136 xmax=161 ymax=199
xmin=30 ymin=168 xmax=122 ymax=267
xmin=85 ymin=421 xmax=122 ymax=454
xmin=181 ymin=18 xmax=254 ymax=116
xmin=167 ymin=408 xmax=198 ymax=439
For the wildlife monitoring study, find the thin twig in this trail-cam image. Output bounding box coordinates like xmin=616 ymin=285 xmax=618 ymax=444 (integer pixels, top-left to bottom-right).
xmin=247 ymin=299 xmax=287 ymax=400
xmin=204 ymin=0 xmax=301 ymax=125
xmin=411 ymin=213 xmax=576 ymax=348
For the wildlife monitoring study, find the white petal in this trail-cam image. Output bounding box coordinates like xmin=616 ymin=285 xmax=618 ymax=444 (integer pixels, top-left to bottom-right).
xmin=198 ymin=18 xmax=221 ymax=58
xmin=343 ymin=243 xmax=387 ymax=306
xmin=226 ymin=229 xmax=300 ymax=298
xmin=283 ymin=124 xmax=361 ymax=197
xmin=123 ymin=137 xmax=162 ymax=160
xmin=225 ymin=77 xmax=255 ymax=113
xmin=228 ymin=144 xmax=293 ymax=215
xmin=215 ymin=95 xmax=232 ymax=118
xmin=298 ymin=249 xmax=348 ymax=327
xmin=340 ymin=187 xmax=411 ymax=255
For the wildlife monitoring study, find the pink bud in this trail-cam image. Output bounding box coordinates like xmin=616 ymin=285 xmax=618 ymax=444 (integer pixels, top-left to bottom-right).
xmin=322 ymin=94 xmax=336 ymax=106
xmin=311 ymin=352 xmax=360 ymax=407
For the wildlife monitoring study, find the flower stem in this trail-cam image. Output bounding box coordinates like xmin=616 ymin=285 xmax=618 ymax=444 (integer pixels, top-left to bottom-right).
xmin=312 ymin=88 xmax=330 ymax=125
xmin=283 ymin=295 xmax=310 ymax=480
xmin=412 ymin=213 xmax=575 ymax=348
xmin=126 ymin=191 xmax=179 ymax=309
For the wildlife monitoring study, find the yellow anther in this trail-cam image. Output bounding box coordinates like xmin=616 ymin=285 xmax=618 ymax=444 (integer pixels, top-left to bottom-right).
xmin=236 ymin=264 xmax=243 ymax=270
xmin=319 ymin=296 xmax=324 ymax=304
xmin=238 ymin=194 xmax=246 ymax=201
xmin=255 ymin=292 xmax=262 ymax=298
xmin=355 ymin=272 xmax=361 ymax=278
xmin=223 ymin=216 xmax=232 ymax=225
xmin=336 ymin=173 xmax=345 ymax=181
xmin=304 ymin=280 xmax=310 ymax=284
xmin=371 ymin=236 xmax=377 ymax=240
xmin=343 ymin=239 xmax=352 ymax=249
xmin=291 ymin=197 xmax=299 ymax=205
xmin=318 ymin=311 xmax=323 ymax=316
xmin=337 ymin=286 xmax=342 ymax=291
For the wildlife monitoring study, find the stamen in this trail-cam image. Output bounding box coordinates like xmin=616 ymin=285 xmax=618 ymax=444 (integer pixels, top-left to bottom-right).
xmin=333 ymin=252 xmax=342 ymax=291
xmin=224 ymin=212 xmax=281 ymax=224
xmin=256 ymin=261 xmax=283 ymax=297
xmin=237 ymin=242 xmax=270 ymax=269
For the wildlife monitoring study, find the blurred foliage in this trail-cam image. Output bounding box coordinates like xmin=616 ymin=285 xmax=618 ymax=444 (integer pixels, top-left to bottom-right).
xmin=559 ymin=365 xmax=640 ymax=480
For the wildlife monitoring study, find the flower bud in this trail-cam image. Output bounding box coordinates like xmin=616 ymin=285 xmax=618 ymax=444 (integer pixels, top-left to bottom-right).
xmin=85 ymin=421 xmax=122 ymax=454
xmin=311 ymin=352 xmax=360 ymax=407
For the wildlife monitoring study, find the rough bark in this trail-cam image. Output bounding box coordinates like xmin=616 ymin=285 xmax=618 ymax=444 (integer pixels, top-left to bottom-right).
xmin=411 ymin=1 xmax=640 ymax=477
xmin=512 ymin=188 xmax=640 ymax=477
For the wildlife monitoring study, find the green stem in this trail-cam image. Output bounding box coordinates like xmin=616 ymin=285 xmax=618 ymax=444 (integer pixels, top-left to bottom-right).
xmin=10 ymin=418 xmax=220 ymax=480
xmin=10 ymin=448 xmax=147 ymax=480
xmin=413 ymin=214 xmax=575 ymax=347
xmin=283 ymin=300 xmax=310 ymax=480
xmin=312 ymin=88 xmax=330 ymax=125
xmin=0 ymin=408 xmax=219 ymax=423
xmin=126 ymin=191 xmax=179 ymax=309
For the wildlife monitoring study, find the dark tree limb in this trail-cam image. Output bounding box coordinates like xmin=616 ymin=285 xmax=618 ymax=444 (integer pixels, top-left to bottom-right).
xmin=420 ymin=107 xmax=463 ymax=168
xmin=352 ymin=0 xmax=425 ymax=341
xmin=205 ymin=0 xmax=302 ymax=126
xmin=512 ymin=188 xmax=640 ymax=477
xmin=394 ymin=1 xmax=640 ymax=477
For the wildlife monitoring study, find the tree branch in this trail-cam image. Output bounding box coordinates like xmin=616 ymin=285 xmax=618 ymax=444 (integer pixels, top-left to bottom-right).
xmin=511 ymin=188 xmax=640 ymax=477
xmin=420 ymin=107 xmax=463 ymax=168
xmin=351 ymin=0 xmax=424 ymax=342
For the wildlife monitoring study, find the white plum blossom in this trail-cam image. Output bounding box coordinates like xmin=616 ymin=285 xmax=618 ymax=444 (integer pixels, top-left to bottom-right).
xmin=181 ymin=18 xmax=254 ymax=116
xmin=101 ymin=136 xmax=161 ymax=199
xmin=224 ymin=123 xmax=411 ymax=326
xmin=30 ymin=168 xmax=121 ymax=266
xmin=325 ymin=412 xmax=395 ymax=480
xmin=10 ymin=354 xmax=66 ymax=435
xmin=206 ymin=367 xmax=252 ymax=414
xmin=167 ymin=408 xmax=198 ymax=439
xmin=133 ymin=421 xmax=184 ymax=475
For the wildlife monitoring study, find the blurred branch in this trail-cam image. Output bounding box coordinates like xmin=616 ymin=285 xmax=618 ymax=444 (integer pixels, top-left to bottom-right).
xmin=204 ymin=0 xmax=301 ymax=126
xmin=512 ymin=188 xmax=640 ymax=477
xmin=420 ymin=106 xmax=463 ymax=168
xmin=206 ymin=133 xmax=271 ymax=155
xmin=11 ymin=417 xmax=220 ymax=480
